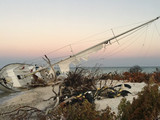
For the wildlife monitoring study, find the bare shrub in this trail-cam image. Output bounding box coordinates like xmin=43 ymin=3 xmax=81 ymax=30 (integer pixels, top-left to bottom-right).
xmin=129 ymin=65 xmax=142 ymax=73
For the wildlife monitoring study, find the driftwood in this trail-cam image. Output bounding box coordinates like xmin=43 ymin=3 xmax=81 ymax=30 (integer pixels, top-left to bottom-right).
xmin=43 ymin=55 xmax=57 ymax=81
xmin=0 ymin=67 xmax=132 ymax=120
xmin=0 ymin=106 xmax=46 ymax=120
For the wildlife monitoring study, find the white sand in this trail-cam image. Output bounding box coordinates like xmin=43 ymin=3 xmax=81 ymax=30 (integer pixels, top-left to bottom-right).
xmin=0 ymin=86 xmax=57 ymax=118
xmin=95 ymin=82 xmax=146 ymax=114
xmin=0 ymin=81 xmax=147 ymax=119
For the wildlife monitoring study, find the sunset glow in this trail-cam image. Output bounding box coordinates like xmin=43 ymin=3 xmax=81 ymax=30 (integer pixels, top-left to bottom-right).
xmin=0 ymin=0 xmax=160 ymax=67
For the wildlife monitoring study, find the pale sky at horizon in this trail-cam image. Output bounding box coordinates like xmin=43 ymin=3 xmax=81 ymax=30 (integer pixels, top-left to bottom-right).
xmin=0 ymin=0 xmax=160 ymax=68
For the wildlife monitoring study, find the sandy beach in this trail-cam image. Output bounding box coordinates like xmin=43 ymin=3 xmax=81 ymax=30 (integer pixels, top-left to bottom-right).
xmin=0 ymin=81 xmax=147 ymax=119
xmin=0 ymin=85 xmax=58 ymax=119
xmin=95 ymin=82 xmax=146 ymax=113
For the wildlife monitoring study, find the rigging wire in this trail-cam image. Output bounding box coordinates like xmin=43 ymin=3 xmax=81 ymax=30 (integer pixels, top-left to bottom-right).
xmin=97 ymin=24 xmax=147 ymax=56
xmin=69 ymin=44 xmax=74 ymax=56
xmin=66 ymin=20 xmax=147 ymax=46
xmin=83 ymin=23 xmax=152 ymax=66
xmin=110 ymin=20 xmax=149 ymax=30
xmin=23 ymin=19 xmax=156 ymax=65
xmin=136 ymin=24 xmax=149 ymax=60
xmin=44 ymin=30 xmax=111 ymax=56
xmin=142 ymin=25 xmax=149 ymax=47
xmin=50 ymin=22 xmax=154 ymax=66
xmin=95 ymin=26 xmax=146 ymax=62
xmin=23 ymin=30 xmax=111 ymax=64
xmin=107 ymin=25 xmax=149 ymax=57
xmin=81 ymin=25 xmax=148 ymax=66
xmin=154 ymin=22 xmax=160 ymax=37
xmin=111 ymin=29 xmax=119 ymax=45
xmin=108 ymin=27 xmax=148 ymax=57
xmin=144 ymin=23 xmax=156 ymax=57
xmin=50 ymin=55 xmax=69 ymax=62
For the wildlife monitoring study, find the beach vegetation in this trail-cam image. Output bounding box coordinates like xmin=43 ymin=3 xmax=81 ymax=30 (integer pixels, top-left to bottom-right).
xmin=50 ymin=100 xmax=117 ymax=120
xmin=1 ymin=67 xmax=160 ymax=120
xmin=117 ymin=84 xmax=160 ymax=120
xmin=129 ymin=65 xmax=142 ymax=73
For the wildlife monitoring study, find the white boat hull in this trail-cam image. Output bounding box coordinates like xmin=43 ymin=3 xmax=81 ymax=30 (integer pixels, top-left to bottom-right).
xmin=0 ymin=82 xmax=19 ymax=92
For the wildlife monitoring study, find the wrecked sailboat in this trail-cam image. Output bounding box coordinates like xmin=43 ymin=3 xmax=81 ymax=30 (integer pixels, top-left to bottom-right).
xmin=0 ymin=63 xmax=55 ymax=92
xmin=0 ymin=16 xmax=159 ymax=92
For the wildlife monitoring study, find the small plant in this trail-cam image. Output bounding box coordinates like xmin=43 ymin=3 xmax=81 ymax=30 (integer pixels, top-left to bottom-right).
xmin=117 ymin=98 xmax=131 ymax=119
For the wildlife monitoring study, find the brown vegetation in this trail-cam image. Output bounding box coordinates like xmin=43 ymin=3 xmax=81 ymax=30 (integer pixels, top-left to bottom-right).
xmin=101 ymin=69 xmax=160 ymax=84
xmin=117 ymin=84 xmax=160 ymax=120
xmin=1 ymin=67 xmax=160 ymax=120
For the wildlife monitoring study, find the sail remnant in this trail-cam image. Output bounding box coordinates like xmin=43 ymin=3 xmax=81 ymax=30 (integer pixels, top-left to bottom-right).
xmin=58 ymin=44 xmax=103 ymax=73
xmin=58 ymin=60 xmax=71 ymax=73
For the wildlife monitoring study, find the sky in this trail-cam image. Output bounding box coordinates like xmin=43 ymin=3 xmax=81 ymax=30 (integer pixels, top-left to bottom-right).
xmin=0 ymin=0 xmax=160 ymax=68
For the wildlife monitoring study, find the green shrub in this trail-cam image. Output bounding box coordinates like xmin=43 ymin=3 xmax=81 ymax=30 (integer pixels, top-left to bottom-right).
xmin=117 ymin=84 xmax=160 ymax=120
xmin=55 ymin=100 xmax=116 ymax=120
xmin=99 ymin=106 xmax=117 ymax=120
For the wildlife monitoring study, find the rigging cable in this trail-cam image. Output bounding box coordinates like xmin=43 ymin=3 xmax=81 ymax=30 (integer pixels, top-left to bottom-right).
xmin=111 ymin=28 xmax=119 ymax=45
xmin=154 ymin=22 xmax=160 ymax=37
xmin=109 ymin=25 xmax=150 ymax=57
xmin=82 ymin=26 xmax=147 ymax=65
xmin=23 ymin=19 xmax=155 ymax=65
xmin=108 ymin=26 xmax=148 ymax=57
xmin=144 ymin=23 xmax=156 ymax=57
xmin=23 ymin=30 xmax=110 ymax=64
xmin=101 ymin=25 xmax=147 ymax=57
xmin=142 ymin=25 xmax=148 ymax=47
xmin=86 ymin=24 xmax=149 ymax=65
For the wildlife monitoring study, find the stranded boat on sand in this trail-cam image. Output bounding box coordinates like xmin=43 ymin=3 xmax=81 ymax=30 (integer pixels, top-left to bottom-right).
xmin=0 ymin=63 xmax=55 ymax=92
xmin=0 ymin=17 xmax=159 ymax=92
